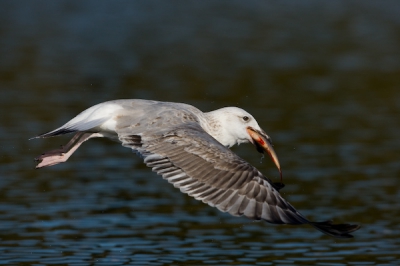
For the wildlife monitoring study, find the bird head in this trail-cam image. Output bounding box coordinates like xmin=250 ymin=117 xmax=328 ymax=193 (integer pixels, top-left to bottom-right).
xmin=205 ymin=107 xmax=282 ymax=179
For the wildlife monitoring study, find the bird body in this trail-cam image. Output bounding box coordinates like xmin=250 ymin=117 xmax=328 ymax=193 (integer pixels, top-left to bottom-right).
xmin=33 ymin=99 xmax=360 ymax=238
xmin=43 ymin=99 xmax=264 ymax=147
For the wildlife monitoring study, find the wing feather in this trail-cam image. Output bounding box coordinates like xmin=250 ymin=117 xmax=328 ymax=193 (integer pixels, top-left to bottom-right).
xmin=118 ymin=123 xmax=308 ymax=225
xmin=117 ymin=122 xmax=360 ymax=237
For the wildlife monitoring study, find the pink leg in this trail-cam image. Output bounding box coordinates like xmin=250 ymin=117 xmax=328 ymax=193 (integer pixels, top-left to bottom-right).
xmin=35 ymin=132 xmax=101 ymax=169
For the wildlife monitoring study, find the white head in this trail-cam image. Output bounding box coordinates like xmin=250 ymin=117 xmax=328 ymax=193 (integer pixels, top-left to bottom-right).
xmin=204 ymin=107 xmax=281 ymax=177
xmin=204 ymin=107 xmax=262 ymax=147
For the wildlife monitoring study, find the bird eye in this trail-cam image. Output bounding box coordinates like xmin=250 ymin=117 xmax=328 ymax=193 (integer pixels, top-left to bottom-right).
xmin=242 ymin=116 xmax=249 ymax=122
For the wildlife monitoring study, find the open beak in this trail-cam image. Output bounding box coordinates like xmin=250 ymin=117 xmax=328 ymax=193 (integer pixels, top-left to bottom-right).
xmin=247 ymin=127 xmax=282 ymax=182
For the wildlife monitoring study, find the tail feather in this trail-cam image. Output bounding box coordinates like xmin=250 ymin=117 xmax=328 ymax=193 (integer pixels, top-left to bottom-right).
xmin=310 ymin=220 xmax=360 ymax=238
xmin=30 ymin=117 xmax=109 ymax=140
xmin=30 ymin=101 xmax=123 ymax=140
xmin=30 ymin=128 xmax=77 ymax=139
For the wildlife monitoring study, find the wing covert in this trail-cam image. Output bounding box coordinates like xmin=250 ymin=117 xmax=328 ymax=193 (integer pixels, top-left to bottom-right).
xmin=118 ymin=123 xmax=309 ymax=225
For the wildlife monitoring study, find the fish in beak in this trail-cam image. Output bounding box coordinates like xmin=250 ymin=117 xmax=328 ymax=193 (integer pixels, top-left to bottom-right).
xmin=246 ymin=127 xmax=282 ymax=183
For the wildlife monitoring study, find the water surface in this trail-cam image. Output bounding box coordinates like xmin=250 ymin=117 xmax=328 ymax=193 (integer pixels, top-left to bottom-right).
xmin=1 ymin=1 xmax=400 ymax=265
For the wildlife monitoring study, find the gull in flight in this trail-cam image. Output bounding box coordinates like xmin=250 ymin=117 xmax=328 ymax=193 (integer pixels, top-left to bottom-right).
xmin=32 ymin=99 xmax=360 ymax=238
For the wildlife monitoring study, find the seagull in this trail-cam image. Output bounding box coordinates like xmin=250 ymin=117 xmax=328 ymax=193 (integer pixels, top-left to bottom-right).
xmin=32 ymin=99 xmax=360 ymax=238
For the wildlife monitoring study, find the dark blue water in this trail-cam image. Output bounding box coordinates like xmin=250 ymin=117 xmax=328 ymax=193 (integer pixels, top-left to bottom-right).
xmin=1 ymin=1 xmax=400 ymax=265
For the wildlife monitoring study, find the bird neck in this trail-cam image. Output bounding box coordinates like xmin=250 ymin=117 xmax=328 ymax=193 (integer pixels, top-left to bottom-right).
xmin=202 ymin=111 xmax=236 ymax=148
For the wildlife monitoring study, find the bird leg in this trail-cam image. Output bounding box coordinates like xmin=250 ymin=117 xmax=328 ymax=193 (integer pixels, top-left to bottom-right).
xmin=35 ymin=132 xmax=101 ymax=169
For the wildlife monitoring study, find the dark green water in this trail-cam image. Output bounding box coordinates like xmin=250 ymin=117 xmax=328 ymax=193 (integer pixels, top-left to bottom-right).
xmin=1 ymin=1 xmax=400 ymax=265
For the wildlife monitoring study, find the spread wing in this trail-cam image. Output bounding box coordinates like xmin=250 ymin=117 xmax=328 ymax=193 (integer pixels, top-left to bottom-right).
xmin=33 ymin=99 xmax=360 ymax=237
xmin=118 ymin=122 xmax=309 ymax=225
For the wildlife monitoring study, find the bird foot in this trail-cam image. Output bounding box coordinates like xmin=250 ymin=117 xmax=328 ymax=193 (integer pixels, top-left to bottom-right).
xmin=35 ymin=149 xmax=68 ymax=168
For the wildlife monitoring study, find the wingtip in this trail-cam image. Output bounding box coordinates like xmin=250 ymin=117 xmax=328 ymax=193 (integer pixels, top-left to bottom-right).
xmin=310 ymin=220 xmax=361 ymax=238
xmin=272 ymin=182 xmax=285 ymax=191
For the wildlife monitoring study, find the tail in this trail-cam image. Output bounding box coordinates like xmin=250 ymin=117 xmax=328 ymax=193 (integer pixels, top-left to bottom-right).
xmin=30 ymin=117 xmax=107 ymax=140
xmin=310 ymin=220 xmax=360 ymax=238
xmin=30 ymin=128 xmax=78 ymax=139
xmin=30 ymin=101 xmax=123 ymax=140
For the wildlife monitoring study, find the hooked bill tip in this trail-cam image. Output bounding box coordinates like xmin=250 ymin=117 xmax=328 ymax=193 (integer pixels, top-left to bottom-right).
xmin=247 ymin=127 xmax=283 ymax=182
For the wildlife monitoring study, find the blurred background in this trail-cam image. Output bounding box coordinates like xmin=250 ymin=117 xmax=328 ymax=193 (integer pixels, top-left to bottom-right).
xmin=1 ymin=0 xmax=400 ymax=265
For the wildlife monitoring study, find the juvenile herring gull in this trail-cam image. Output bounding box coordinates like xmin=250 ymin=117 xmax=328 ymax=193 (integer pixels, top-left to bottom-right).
xmin=32 ymin=99 xmax=360 ymax=238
